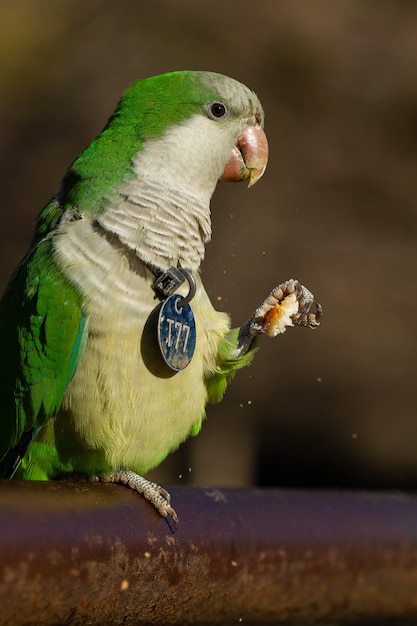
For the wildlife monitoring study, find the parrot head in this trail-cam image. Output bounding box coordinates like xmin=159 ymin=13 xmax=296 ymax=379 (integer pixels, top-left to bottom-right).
xmin=63 ymin=71 xmax=268 ymax=206
xmin=50 ymin=71 xmax=269 ymax=271
xmin=116 ymin=70 xmax=269 ymax=190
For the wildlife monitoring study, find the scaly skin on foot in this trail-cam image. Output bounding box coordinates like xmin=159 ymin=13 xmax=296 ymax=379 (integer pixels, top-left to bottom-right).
xmin=235 ymin=279 xmax=322 ymax=357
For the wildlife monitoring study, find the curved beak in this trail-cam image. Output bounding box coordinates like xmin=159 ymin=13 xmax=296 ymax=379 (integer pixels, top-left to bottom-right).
xmin=220 ymin=123 xmax=269 ymax=187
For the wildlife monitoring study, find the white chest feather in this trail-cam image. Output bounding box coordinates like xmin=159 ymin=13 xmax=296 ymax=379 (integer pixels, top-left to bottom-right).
xmin=52 ymin=219 xmax=230 ymax=473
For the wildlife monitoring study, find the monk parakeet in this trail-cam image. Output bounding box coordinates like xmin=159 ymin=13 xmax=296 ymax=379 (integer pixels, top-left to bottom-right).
xmin=0 ymin=71 xmax=321 ymax=529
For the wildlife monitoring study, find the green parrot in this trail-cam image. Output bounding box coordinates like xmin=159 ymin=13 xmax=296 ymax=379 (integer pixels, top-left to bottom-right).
xmin=0 ymin=71 xmax=321 ymax=528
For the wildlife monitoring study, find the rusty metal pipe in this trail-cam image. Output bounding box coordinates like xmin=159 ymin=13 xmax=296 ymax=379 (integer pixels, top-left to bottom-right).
xmin=1 ymin=481 xmax=417 ymax=625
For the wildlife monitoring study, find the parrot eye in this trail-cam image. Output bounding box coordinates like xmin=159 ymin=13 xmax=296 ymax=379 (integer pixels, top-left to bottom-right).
xmin=206 ymin=101 xmax=229 ymax=120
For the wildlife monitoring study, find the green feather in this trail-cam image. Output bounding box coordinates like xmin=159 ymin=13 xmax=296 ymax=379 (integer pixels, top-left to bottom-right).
xmin=0 ymin=237 xmax=87 ymax=452
xmin=59 ymin=72 xmax=224 ymax=217
xmin=205 ymin=329 xmax=258 ymax=405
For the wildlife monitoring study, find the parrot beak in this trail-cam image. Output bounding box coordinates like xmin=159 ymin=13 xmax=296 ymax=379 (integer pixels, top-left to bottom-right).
xmin=220 ymin=123 xmax=269 ymax=187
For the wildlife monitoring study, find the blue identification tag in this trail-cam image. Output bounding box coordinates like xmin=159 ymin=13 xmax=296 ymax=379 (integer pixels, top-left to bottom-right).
xmin=157 ymin=294 xmax=196 ymax=371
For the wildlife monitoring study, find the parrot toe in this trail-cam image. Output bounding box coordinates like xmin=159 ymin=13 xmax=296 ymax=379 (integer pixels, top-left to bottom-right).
xmin=259 ymin=279 xmax=322 ymax=336
xmin=94 ymin=470 xmax=179 ymax=532
xmin=234 ymin=279 xmax=323 ymax=356
xmin=290 ymin=281 xmax=323 ymax=329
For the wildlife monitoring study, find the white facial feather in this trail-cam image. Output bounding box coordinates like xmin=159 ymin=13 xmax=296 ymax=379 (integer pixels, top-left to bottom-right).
xmin=95 ymin=113 xmax=245 ymax=271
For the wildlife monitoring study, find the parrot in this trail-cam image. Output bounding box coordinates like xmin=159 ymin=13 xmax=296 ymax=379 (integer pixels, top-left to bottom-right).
xmin=0 ymin=71 xmax=322 ymax=529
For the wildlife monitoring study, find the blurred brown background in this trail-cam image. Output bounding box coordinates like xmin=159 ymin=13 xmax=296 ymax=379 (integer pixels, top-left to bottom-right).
xmin=0 ymin=0 xmax=415 ymax=490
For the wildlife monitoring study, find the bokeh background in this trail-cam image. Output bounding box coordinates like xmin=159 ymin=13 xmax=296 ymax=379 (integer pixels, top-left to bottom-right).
xmin=0 ymin=0 xmax=415 ymax=491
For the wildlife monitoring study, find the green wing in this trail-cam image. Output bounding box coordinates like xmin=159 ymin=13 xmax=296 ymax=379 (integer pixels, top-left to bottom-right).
xmin=205 ymin=328 xmax=258 ymax=406
xmin=31 ymin=196 xmax=65 ymax=245
xmin=0 ymin=236 xmax=87 ymax=460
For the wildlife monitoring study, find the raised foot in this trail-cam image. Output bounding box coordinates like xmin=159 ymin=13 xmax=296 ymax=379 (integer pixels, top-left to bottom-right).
xmin=235 ymin=279 xmax=322 ymax=356
xmin=260 ymin=279 xmax=322 ymax=336
xmin=90 ymin=470 xmax=179 ymax=531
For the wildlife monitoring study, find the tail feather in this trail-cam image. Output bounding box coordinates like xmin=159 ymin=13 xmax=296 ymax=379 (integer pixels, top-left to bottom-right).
xmin=0 ymin=427 xmax=40 ymax=479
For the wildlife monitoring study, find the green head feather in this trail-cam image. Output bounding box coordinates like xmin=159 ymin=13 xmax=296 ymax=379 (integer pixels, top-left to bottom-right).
xmin=60 ymin=71 xmax=250 ymax=214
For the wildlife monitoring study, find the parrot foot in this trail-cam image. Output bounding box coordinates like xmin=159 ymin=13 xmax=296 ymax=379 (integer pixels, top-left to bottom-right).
xmin=235 ymin=279 xmax=322 ymax=356
xmin=91 ymin=470 xmax=179 ymax=531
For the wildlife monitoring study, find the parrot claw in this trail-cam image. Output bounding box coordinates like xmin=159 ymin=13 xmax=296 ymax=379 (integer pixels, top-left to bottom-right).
xmin=93 ymin=470 xmax=179 ymax=532
xmin=291 ymin=283 xmax=323 ymax=329
xmin=265 ymin=279 xmax=322 ymax=332
xmin=234 ymin=279 xmax=322 ymax=356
